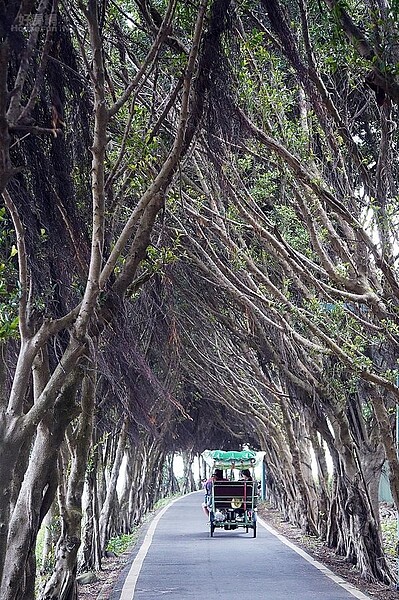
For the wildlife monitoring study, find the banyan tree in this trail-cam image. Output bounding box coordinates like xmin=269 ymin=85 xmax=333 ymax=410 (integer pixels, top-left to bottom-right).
xmin=1 ymin=0 xmax=399 ymax=597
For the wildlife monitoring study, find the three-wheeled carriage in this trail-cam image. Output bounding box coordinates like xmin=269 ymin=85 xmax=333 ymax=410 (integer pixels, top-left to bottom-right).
xmin=201 ymin=449 xmax=263 ymax=538
xmin=210 ymin=479 xmax=257 ymax=537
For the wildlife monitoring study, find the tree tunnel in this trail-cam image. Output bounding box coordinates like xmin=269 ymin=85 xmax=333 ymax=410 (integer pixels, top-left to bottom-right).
xmin=1 ymin=0 xmax=399 ymax=598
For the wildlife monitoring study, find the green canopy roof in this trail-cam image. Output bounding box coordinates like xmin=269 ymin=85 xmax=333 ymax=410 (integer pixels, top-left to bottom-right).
xmin=201 ymin=449 xmax=265 ymax=468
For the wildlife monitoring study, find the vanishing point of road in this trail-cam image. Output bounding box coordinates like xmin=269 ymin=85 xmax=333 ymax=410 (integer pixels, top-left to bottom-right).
xmin=110 ymin=492 xmax=370 ymax=600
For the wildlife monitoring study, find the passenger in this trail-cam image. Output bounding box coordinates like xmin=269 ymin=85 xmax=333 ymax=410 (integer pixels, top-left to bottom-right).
xmin=236 ymin=469 xmax=253 ymax=518
xmin=202 ymin=469 xmax=225 ymax=518
xmin=240 ymin=468 xmax=252 ymax=481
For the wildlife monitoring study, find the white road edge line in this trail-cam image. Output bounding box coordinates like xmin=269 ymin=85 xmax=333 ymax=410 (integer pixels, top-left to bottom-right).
xmin=257 ymin=516 xmax=371 ymax=600
xmin=119 ymin=493 xmax=195 ymax=600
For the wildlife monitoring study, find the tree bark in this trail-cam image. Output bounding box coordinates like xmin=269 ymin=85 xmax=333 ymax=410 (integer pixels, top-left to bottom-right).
xmin=1 ymin=373 xmax=81 ymax=600
xmin=39 ymin=364 xmax=96 ymax=600
xmin=99 ymin=418 xmax=128 ymax=553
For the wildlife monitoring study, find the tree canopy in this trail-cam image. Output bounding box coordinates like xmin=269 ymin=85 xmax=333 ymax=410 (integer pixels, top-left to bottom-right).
xmin=1 ymin=0 xmax=399 ymax=597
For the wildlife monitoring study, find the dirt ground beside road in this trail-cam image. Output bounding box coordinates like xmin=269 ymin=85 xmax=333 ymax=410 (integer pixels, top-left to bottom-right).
xmin=77 ymin=550 xmax=133 ymax=600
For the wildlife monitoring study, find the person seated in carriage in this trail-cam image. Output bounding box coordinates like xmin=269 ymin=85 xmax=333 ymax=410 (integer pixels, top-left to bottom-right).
xmin=239 ymin=468 xmax=252 ymax=481
xmin=201 ymin=468 xmax=226 ymax=518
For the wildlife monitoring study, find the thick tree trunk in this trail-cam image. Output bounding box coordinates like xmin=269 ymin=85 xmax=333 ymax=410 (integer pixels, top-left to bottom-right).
xmin=371 ymin=389 xmax=399 ymax=510
xmin=117 ymin=447 xmax=133 ymax=534
xmin=39 ymin=365 xmax=95 ymax=599
xmin=1 ymin=375 xmax=80 ymax=600
xmin=329 ymin=413 xmax=392 ymax=583
xmin=279 ymin=400 xmax=319 ymax=535
xmin=79 ymin=465 xmax=101 ymax=573
xmin=181 ymin=450 xmax=195 ymax=494
xmin=309 ymin=429 xmax=330 ymax=538
xmin=333 ymin=468 xmax=391 ymax=583
xmin=99 ymin=418 xmax=128 ymax=552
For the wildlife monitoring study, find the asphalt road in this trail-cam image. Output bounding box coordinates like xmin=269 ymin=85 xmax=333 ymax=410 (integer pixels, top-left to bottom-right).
xmin=112 ymin=491 xmax=370 ymax=600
